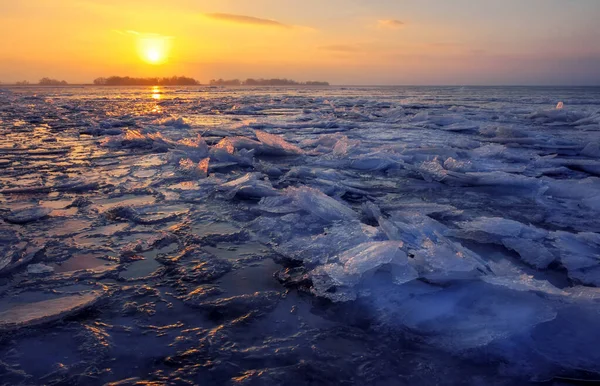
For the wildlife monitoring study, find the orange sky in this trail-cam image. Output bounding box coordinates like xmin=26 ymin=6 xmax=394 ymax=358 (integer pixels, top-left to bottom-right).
xmin=1 ymin=0 xmax=599 ymax=85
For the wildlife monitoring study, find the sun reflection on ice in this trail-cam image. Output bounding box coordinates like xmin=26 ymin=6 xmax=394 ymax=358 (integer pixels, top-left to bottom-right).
xmin=151 ymin=86 xmax=161 ymax=100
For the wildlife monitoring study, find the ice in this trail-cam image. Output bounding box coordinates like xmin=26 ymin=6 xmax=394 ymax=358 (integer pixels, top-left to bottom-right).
xmin=311 ymin=241 xmax=417 ymax=301
xmin=219 ymin=173 xmax=279 ymax=199
xmin=456 ymin=217 xmax=526 ymax=238
xmin=481 ymin=275 xmax=565 ymax=296
xmin=190 ymin=291 xmax=281 ymax=318
xmin=255 ymin=129 xmax=304 ymax=155
xmin=530 ymin=305 xmax=600 ymax=375
xmin=26 ymin=263 xmax=55 ymax=276
xmin=103 ymin=205 xmax=180 ymax=225
xmin=2 ymin=206 xmax=52 ymax=224
xmin=283 ymin=185 xmax=358 ymax=222
xmin=552 ymin=231 xmax=600 ymax=286
xmin=209 ymin=138 xmax=255 ymax=166
xmin=100 ymin=129 xmax=170 ymax=151
xmin=332 ymin=136 xmax=361 ymax=157
xmin=177 ymin=157 xmax=209 ymax=178
xmin=500 ymin=238 xmax=556 ymax=269
xmin=152 ymin=115 xmax=190 ymax=128
xmin=224 ymin=136 xmax=265 ymax=154
xmin=3 ymin=86 xmax=600 ymax=383
xmin=272 ymin=222 xmax=381 ymax=265
xmin=170 ymin=135 xmax=209 ymax=162
xmin=0 ymin=238 xmax=45 ymax=275
xmin=0 ymin=290 xmax=103 ymax=331
xmin=391 ymin=282 xmax=557 ymax=351
xmin=452 ymin=217 xmax=555 ymax=268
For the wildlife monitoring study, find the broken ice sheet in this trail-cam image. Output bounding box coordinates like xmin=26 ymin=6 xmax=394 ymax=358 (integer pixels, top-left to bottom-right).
xmin=311 ymin=241 xmax=417 ymax=302
xmin=2 ymin=85 xmax=600 ymax=383
xmin=2 ymin=206 xmax=52 ymax=224
xmin=0 ymin=290 xmax=104 ymax=332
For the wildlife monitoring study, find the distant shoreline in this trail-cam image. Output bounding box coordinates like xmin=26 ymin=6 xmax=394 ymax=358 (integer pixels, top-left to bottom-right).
xmin=0 ymin=84 xmax=332 ymax=88
xmin=2 ymin=84 xmax=599 ymax=88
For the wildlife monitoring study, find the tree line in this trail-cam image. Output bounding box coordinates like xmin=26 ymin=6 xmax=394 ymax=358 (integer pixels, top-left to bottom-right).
xmin=209 ymin=78 xmax=329 ymax=86
xmin=5 ymin=78 xmax=69 ymax=86
xmin=93 ymin=76 xmax=199 ymax=86
xmin=3 ymin=76 xmax=329 ymax=86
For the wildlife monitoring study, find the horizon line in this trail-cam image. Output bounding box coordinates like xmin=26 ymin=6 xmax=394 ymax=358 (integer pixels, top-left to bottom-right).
xmin=2 ymin=83 xmax=600 ymax=87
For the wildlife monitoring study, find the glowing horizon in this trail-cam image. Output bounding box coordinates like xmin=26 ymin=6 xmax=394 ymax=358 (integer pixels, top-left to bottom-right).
xmin=1 ymin=0 xmax=600 ymax=85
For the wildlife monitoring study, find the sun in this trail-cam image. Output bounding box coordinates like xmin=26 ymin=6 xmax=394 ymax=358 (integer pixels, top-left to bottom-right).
xmin=144 ymin=48 xmax=162 ymax=64
xmin=137 ymin=35 xmax=171 ymax=65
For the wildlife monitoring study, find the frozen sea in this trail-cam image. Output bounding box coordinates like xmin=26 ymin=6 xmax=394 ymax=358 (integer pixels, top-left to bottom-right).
xmin=1 ymin=85 xmax=600 ymax=385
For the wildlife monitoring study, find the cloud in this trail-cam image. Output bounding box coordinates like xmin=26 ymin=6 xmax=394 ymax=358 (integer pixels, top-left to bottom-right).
xmin=377 ymin=19 xmax=404 ymax=29
xmin=204 ymin=13 xmax=289 ymax=28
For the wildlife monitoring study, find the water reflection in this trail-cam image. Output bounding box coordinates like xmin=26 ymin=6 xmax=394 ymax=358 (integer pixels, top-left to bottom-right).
xmin=150 ymin=86 xmax=162 ymax=113
xmin=151 ymin=86 xmax=161 ymax=100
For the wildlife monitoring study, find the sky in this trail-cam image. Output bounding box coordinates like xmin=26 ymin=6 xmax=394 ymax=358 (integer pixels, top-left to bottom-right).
xmin=1 ymin=0 xmax=600 ymax=85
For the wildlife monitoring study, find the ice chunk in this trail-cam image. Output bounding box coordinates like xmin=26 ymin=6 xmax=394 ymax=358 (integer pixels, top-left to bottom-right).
xmin=27 ymin=263 xmax=54 ymax=276
xmin=255 ymin=130 xmax=303 ymax=155
xmin=2 ymin=206 xmax=52 ymax=224
xmin=152 ymin=115 xmax=190 ymax=128
xmin=177 ymin=157 xmax=209 ymax=178
xmin=332 ymin=136 xmax=361 ymax=157
xmin=365 ymin=203 xmax=490 ymax=280
xmin=284 ymin=186 xmax=357 ymax=222
xmin=453 ymin=217 xmax=555 ymax=269
xmin=100 ymin=129 xmax=170 ymax=151
xmin=191 ymin=291 xmax=281 ymax=318
xmin=209 ymin=139 xmax=255 ymax=166
xmin=213 ymin=137 xmax=235 ymax=154
xmin=273 ymin=222 xmax=381 ymax=265
xmin=481 ymin=274 xmax=565 ymax=296
xmin=577 ymin=142 xmax=600 ymax=158
xmin=552 ymin=231 xmax=600 ymax=286
xmin=410 ymin=236 xmax=491 ymax=282
xmin=103 ymin=205 xmax=180 ymax=225
xmin=443 ymin=157 xmax=473 ymax=172
xmin=0 ymin=239 xmax=45 ymax=276
xmin=458 ymin=217 xmax=524 ymax=238
xmin=219 ymin=173 xmax=278 ymax=199
xmin=0 ymin=290 xmax=103 ymax=331
xmin=311 ymin=241 xmax=417 ymax=301
xmin=1 ymin=178 xmax=100 ymax=195
xmin=257 ymin=195 xmax=301 ymax=214
xmin=227 ymin=136 xmax=265 ymax=152
xmin=348 ymin=152 xmax=399 ymax=171
xmin=172 ymin=135 xmax=209 ymax=161
xmin=501 ymin=238 xmax=556 ymax=269
xmin=394 ymin=282 xmax=557 ymax=350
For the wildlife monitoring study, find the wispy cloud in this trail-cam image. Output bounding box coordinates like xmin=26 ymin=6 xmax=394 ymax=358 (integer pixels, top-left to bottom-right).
xmin=377 ymin=19 xmax=404 ymax=29
xmin=204 ymin=13 xmax=290 ymax=28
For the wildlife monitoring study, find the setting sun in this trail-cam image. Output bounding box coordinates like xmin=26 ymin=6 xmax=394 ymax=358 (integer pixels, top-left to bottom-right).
xmin=137 ymin=35 xmax=171 ymax=65
xmin=145 ymin=48 xmax=162 ymax=64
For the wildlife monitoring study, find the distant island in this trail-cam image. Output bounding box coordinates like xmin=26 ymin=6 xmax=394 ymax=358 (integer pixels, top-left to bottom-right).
xmin=93 ymin=76 xmax=199 ymax=86
xmin=2 ymin=76 xmax=329 ymax=87
xmin=4 ymin=78 xmax=69 ymax=86
xmin=39 ymin=77 xmax=68 ymax=86
xmin=209 ymin=78 xmax=329 ymax=86
xmin=93 ymin=76 xmax=329 ymax=86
